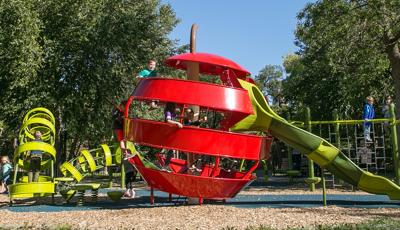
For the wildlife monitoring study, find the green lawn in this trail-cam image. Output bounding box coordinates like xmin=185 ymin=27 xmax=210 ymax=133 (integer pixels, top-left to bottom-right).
xmin=223 ymin=218 xmax=400 ymax=230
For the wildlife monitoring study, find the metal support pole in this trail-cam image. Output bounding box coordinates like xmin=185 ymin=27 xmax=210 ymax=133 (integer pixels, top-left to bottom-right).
xmin=333 ymin=109 xmax=342 ymax=185
xmin=286 ymin=113 xmax=293 ymax=169
xmin=51 ymin=159 xmax=54 ymax=179
xmin=305 ymin=107 xmax=315 ymax=191
xmin=321 ymin=168 xmax=327 ymax=206
xmin=390 ymin=104 xmax=399 ymax=184
xmin=333 ymin=109 xmax=340 ymax=147
xmin=286 ymin=113 xmax=295 ymax=183
xmin=121 ymin=145 xmax=125 ymax=189
xmin=261 ymin=160 xmax=269 ymax=182
xmin=239 ymin=159 xmax=245 ymax=172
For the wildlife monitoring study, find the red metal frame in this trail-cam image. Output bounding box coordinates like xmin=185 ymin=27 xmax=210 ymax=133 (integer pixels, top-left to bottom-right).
xmin=131 ymin=78 xmax=255 ymax=128
xmin=129 ymin=156 xmax=255 ymax=199
xmin=164 ymin=52 xmax=250 ymax=78
xmin=125 ymin=118 xmax=271 ymax=160
xmin=132 ymin=78 xmax=253 ymax=115
xmin=124 ymin=52 xmax=273 ymax=204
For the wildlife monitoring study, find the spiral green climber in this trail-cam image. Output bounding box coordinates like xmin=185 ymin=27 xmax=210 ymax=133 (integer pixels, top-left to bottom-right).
xmin=8 ymin=107 xmax=131 ymax=205
xmin=9 ymin=108 xmax=57 ymax=201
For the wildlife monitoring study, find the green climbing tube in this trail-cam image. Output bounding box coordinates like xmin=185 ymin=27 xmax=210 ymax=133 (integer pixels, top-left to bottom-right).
xmin=231 ymin=79 xmax=400 ymax=200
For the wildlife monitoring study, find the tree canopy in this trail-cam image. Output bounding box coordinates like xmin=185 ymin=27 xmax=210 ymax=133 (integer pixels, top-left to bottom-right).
xmin=279 ymin=0 xmax=399 ymax=120
xmin=0 ymin=0 xmax=180 ymax=157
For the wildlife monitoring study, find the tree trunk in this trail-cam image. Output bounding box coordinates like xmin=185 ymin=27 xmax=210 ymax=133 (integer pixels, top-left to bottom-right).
xmin=55 ymin=106 xmax=65 ymax=176
xmin=69 ymin=137 xmax=79 ymax=159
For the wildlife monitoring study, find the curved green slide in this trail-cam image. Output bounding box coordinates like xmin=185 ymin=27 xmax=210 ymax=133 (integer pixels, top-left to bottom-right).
xmin=231 ymin=79 xmax=400 ymax=200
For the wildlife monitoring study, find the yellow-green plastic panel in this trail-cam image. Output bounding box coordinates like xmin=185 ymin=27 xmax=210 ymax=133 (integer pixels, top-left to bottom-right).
xmin=15 ymin=142 xmax=56 ymax=170
xmin=60 ymin=162 xmax=83 ymax=182
xmin=9 ymin=182 xmax=55 ymax=199
xmin=19 ymin=175 xmax=53 ymax=183
xmin=23 ymin=107 xmax=55 ymax=124
xmin=81 ymin=149 xmax=97 ymax=172
xmin=101 ymin=144 xmax=112 ymax=166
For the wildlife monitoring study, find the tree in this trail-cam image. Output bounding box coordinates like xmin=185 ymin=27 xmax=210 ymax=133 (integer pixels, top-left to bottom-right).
xmin=0 ymin=0 xmax=180 ymax=160
xmin=0 ymin=0 xmax=43 ymax=155
xmin=288 ymin=0 xmax=398 ymax=120
xmin=255 ymin=65 xmax=285 ymax=106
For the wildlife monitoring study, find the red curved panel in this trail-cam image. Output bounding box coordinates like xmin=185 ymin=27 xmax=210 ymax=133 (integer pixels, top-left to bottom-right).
xmin=125 ymin=118 xmax=272 ymax=160
xmin=132 ymin=78 xmax=253 ymax=119
xmin=131 ymin=163 xmax=254 ymax=199
xmin=165 ymin=52 xmax=250 ymax=78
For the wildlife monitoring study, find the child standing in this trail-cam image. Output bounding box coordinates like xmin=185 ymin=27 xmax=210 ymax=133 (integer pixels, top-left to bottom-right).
xmin=362 ymin=96 xmax=375 ymax=142
xmin=0 ymin=156 xmax=12 ymax=194
xmin=112 ymin=100 xmax=127 ymax=142
xmin=136 ymin=60 xmax=158 ymax=108
xmin=136 ymin=60 xmax=157 ymax=78
xmin=29 ymin=130 xmax=43 ymax=182
xmin=123 ymin=158 xmax=137 ymax=198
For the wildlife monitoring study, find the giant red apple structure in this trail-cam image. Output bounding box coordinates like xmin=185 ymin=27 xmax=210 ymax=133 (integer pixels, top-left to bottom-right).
xmin=123 ymin=51 xmax=273 ymax=204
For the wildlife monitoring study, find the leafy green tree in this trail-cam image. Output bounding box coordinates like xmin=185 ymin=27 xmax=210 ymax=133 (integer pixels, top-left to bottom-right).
xmin=0 ymin=0 xmax=43 ymax=155
xmin=255 ymin=65 xmax=287 ymax=114
xmin=281 ymin=54 xmax=306 ymax=116
xmin=286 ymin=0 xmax=398 ymax=120
xmin=0 ymin=0 xmax=180 ymax=160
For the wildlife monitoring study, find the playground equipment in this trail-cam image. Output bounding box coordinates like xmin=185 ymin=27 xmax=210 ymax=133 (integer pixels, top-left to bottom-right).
xmin=9 ymin=108 xmax=57 ymax=202
xmin=58 ymin=142 xmax=131 ymax=205
xmin=122 ymin=24 xmax=400 ymax=203
xmin=125 ymin=77 xmax=273 ymax=204
xmin=301 ymin=115 xmax=394 ymax=188
xmin=230 ymin=79 xmax=400 ymax=200
xmin=124 ymin=26 xmax=273 ymax=204
xmin=8 ymin=108 xmax=128 ymax=205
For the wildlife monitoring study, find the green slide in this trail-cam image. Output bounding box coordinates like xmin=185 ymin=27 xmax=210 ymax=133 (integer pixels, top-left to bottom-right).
xmin=231 ymin=79 xmax=400 ymax=200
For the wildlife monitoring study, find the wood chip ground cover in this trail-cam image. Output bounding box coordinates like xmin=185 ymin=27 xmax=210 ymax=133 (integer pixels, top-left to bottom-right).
xmin=1 ymin=189 xmax=399 ymax=230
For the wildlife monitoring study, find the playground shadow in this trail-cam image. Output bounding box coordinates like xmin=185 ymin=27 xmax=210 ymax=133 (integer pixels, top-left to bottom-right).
xmin=223 ymin=198 xmax=400 ymax=209
xmin=3 ymin=189 xmax=400 ymax=213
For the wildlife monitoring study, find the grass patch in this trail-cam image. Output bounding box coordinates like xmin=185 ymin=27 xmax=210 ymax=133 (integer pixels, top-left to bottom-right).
xmin=223 ymin=218 xmax=400 ymax=230
xmin=312 ymin=218 xmax=400 ymax=230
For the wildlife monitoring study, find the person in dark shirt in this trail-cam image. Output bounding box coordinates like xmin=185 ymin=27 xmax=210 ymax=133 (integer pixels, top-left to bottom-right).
xmin=112 ymin=100 xmax=127 ymax=142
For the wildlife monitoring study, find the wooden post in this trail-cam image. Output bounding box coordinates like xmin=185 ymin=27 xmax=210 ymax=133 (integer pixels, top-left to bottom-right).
xmin=186 ymin=24 xmax=200 ymax=168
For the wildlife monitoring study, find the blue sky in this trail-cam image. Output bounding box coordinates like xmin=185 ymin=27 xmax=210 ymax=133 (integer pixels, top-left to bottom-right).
xmin=162 ymin=1 xmax=314 ymax=76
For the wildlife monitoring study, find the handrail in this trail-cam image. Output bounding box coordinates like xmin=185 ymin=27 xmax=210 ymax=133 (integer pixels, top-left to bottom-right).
xmin=288 ymin=118 xmax=396 ymax=126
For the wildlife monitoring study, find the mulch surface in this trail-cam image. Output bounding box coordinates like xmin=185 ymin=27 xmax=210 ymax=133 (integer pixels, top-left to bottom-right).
xmin=1 ymin=187 xmax=400 ymax=230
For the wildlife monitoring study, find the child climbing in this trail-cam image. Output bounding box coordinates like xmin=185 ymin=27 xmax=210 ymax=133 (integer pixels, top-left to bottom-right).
xmin=161 ymin=103 xmax=183 ymax=171
xmin=165 ymin=102 xmax=183 ymax=128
